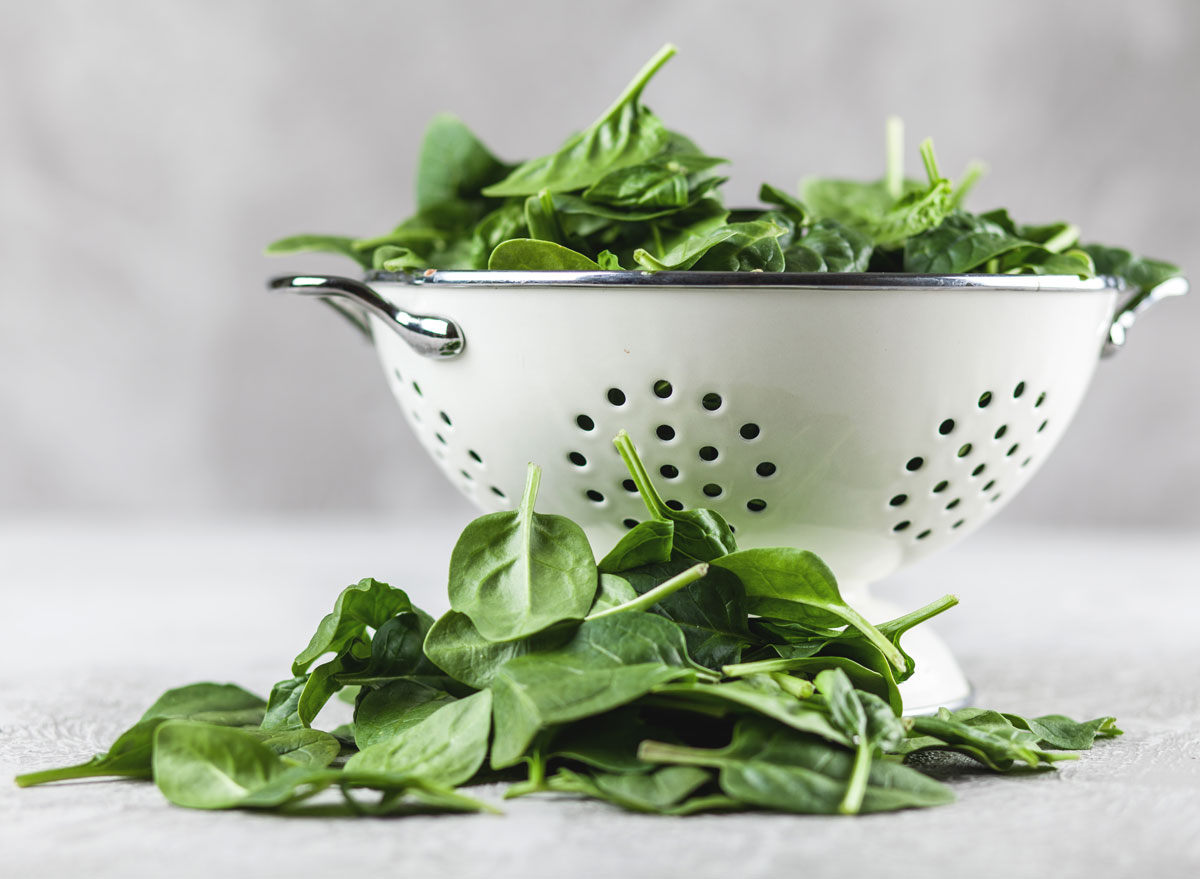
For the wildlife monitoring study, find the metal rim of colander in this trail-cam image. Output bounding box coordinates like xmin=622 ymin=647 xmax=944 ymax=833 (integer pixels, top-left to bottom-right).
xmin=368 ymin=269 xmax=1124 ymax=293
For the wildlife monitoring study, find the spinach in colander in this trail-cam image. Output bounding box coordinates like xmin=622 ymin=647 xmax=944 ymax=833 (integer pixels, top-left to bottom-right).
xmin=266 ymin=43 xmax=1181 ymax=299
xmin=16 ymin=431 xmax=1122 ymax=817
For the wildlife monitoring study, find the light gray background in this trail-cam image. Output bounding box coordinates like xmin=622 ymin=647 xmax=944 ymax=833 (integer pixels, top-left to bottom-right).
xmin=2 ymin=0 xmax=1197 ymax=528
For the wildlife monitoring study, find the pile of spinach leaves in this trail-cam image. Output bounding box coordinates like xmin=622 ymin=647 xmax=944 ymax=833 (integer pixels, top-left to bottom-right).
xmin=17 ymin=431 xmax=1120 ymax=817
xmin=267 ymin=43 xmax=1180 ymax=296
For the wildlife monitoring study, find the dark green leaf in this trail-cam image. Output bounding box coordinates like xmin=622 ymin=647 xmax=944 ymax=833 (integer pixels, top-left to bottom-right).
xmin=292 ymin=578 xmax=414 ymax=676
xmin=487 ymin=239 xmax=601 ymax=271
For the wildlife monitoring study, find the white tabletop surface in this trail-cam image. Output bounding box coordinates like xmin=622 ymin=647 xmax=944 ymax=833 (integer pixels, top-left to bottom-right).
xmin=3 ymin=518 xmax=1198 ymax=879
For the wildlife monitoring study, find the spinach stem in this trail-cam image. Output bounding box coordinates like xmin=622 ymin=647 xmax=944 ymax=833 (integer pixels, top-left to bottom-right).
xmin=518 ymin=463 xmax=542 ymax=560
xmin=595 ymin=43 xmax=677 ymax=123
xmin=885 ymin=116 xmax=904 ymax=201
xmin=637 ymin=740 xmax=719 ymax=768
xmin=919 ymin=138 xmax=941 ymax=185
xmin=876 ymin=594 xmax=959 ymax=638
xmin=14 ymin=764 xmax=144 ymax=788
xmin=1040 ymin=223 xmax=1081 ymax=254
xmin=948 ymin=160 xmax=986 ymax=210
xmin=722 ymin=657 xmax=811 ymax=678
xmin=586 ymin=563 xmax=708 ymax=620
xmin=769 ymin=672 xmax=816 ymax=699
xmin=613 ymin=431 xmax=671 ymax=521
xmin=838 ymin=743 xmax=871 ymax=814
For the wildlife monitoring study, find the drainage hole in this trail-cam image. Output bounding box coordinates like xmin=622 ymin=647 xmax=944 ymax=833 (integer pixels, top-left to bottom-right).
xmin=703 ymin=483 xmax=723 ymax=498
xmin=586 ymin=489 xmax=605 ymax=503
xmin=978 ymin=391 xmax=992 ymax=408
xmin=990 ymin=493 xmax=1003 ymax=503
xmin=665 ymin=499 xmax=684 ymax=511
xmin=699 ymin=446 xmax=719 ymax=462
xmin=1013 ymin=381 xmax=1026 ymax=398
xmin=653 ymin=379 xmax=673 ymax=399
xmin=622 ymin=478 xmax=637 ymax=492
xmin=957 ymin=443 xmax=973 ymax=458
xmin=461 ymin=470 xmax=472 ymax=481
xmin=906 ymin=456 xmax=924 ymax=472
xmin=439 ymin=411 xmax=452 ymax=426
xmin=756 ymin=462 xmax=777 ymax=477
xmin=916 ymin=529 xmax=932 ymax=540
xmin=1022 ymin=457 xmax=1033 ymax=468
xmin=393 ymin=368 xmax=403 ymax=382
xmin=702 ymin=392 xmax=723 ymax=411
xmin=890 ymin=494 xmax=908 ymax=507
xmin=729 ymin=524 xmax=737 ymax=534
xmin=747 ymin=498 xmax=767 ymax=513
xmin=1006 ymin=443 xmax=1020 ymax=457
xmin=1038 ymin=420 xmax=1048 ymax=433
xmin=623 ymin=518 xmax=639 ymax=529
xmin=893 ymin=520 xmax=911 ymax=532
xmin=607 ymin=388 xmax=626 ymax=406
xmin=491 ymin=486 xmax=506 ymax=499
xmin=577 ymin=414 xmax=595 ymax=432
xmin=411 ymin=410 xmax=421 ymax=423
xmin=435 ymin=433 xmax=447 ymax=445
xmin=972 ymin=463 xmax=986 ymax=477
xmin=412 ymin=382 xmax=423 ymax=397
xmin=945 ymin=498 xmax=961 ymax=511
xmin=1036 ymin=392 xmax=1047 ymax=408
xmin=938 ymin=419 xmax=956 ymax=435
xmin=982 ymin=479 xmax=996 ymax=491
xmin=468 ymin=449 xmax=483 ymax=464
xmin=740 ymin=423 xmax=761 ymax=440
xmin=656 ymin=424 xmax=676 ymax=442
xmin=932 ymin=480 xmax=949 ymax=493
xmin=994 ymin=424 xmax=1008 ymax=440
xmin=568 ymin=451 xmax=587 ymax=467
xmin=952 ymin=519 xmax=965 ymax=529
xmin=660 ymin=464 xmax=679 ymax=479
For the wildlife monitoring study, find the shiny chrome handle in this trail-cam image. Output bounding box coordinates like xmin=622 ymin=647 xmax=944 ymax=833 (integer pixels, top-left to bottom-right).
xmin=269 ymin=274 xmax=465 ymax=359
xmin=1103 ymin=275 xmax=1189 ymax=357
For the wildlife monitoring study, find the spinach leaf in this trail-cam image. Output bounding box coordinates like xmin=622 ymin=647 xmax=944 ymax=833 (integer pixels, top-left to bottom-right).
xmin=597 ymin=520 xmax=675 ymax=573
xmin=1081 ymin=243 xmax=1182 ymax=293
xmin=613 ymin=430 xmax=737 ymax=562
xmin=261 ymin=677 xmax=308 ymax=731
xmin=901 ymin=707 xmax=1076 ymax=770
xmin=583 ymin=152 xmax=728 ymax=209
xmin=587 ymin=573 xmax=641 ymax=614
xmin=414 ymin=112 xmax=512 ymax=211
xmin=543 ymin=708 xmax=681 ymax=774
xmin=488 ymin=613 xmax=704 ymax=768
xmin=345 ymin=690 xmax=492 ymax=787
xmin=640 ymin=718 xmax=954 ymax=814
xmin=352 ymin=679 xmax=457 ymax=749
xmin=1001 ymin=713 xmax=1123 ymax=750
xmin=487 ymin=239 xmax=601 ymax=270
xmin=482 ymin=44 xmax=676 ymax=197
xmin=545 ymin=765 xmax=712 ymax=813
xmin=784 ymin=219 xmax=873 ymax=272
xmin=634 ymin=219 xmax=786 ymax=271
xmin=422 ymin=609 xmax=573 ymax=690
xmin=248 ymin=728 xmax=341 ymax=769
xmin=711 ymin=548 xmax=905 ymax=672
xmin=15 ymin=719 xmax=165 ymax=787
xmin=264 ymin=234 xmax=372 ymax=268
xmin=291 ymin=578 xmax=414 ymax=676
xmin=447 ymin=463 xmax=598 ymax=641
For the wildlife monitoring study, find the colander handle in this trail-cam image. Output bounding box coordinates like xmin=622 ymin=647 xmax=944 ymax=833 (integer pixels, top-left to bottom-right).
xmin=1103 ymin=275 xmax=1189 ymax=357
xmin=268 ymin=274 xmax=465 ymax=358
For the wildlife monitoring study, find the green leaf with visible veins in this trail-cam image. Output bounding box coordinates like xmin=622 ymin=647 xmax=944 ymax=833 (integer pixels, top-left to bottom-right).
xmin=292 ymin=578 xmax=414 ymax=676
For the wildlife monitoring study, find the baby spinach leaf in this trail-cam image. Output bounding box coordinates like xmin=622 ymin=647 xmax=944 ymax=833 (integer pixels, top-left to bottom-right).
xmin=634 ymin=219 xmax=786 ymax=271
xmin=488 ymin=613 xmax=703 ymax=768
xmin=784 ymin=219 xmax=873 ymax=272
xmin=711 ymin=548 xmax=905 ymax=673
xmin=352 ymin=679 xmax=457 ymax=749
xmin=261 ymin=677 xmax=308 ymax=731
xmin=291 ymin=578 xmax=414 ymax=676
xmin=545 ymin=765 xmax=712 ymax=813
xmin=423 ymin=609 xmax=573 ymax=690
xmin=1081 ymin=243 xmax=1182 ymax=293
xmin=758 ymin=182 xmax=809 ymax=229
xmin=613 ymin=430 xmax=736 ymax=562
xmin=620 ymin=557 xmax=751 ymax=668
xmin=903 ymin=210 xmax=1028 ymax=273
xmin=1001 ymin=713 xmax=1123 ymax=750
xmin=448 ymin=463 xmax=598 ymax=641
xmin=140 ymin=682 xmax=267 ymax=723
xmin=249 ymin=728 xmax=341 ymax=769
xmin=153 ymin=720 xmax=337 ymax=810
xmin=901 ymin=708 xmax=1076 ymax=770
xmin=640 ymin=718 xmax=954 ymax=814
xmin=332 ymin=609 xmax=448 ymax=689
xmin=587 ymin=573 xmax=641 ymax=614
xmin=583 ymin=152 xmax=727 ymax=209
xmin=345 ymin=690 xmax=492 ymax=787
xmin=597 ymin=520 xmax=675 ymax=573
xmin=544 ymin=708 xmax=680 ymax=774
xmin=264 ymin=234 xmax=372 ymax=268
xmin=482 ymin=44 xmax=676 ymax=197
xmin=487 ymin=238 xmax=601 ymax=270
xmin=15 ymin=719 xmax=165 ymax=787
xmin=585 ymin=563 xmax=710 ymax=621
xmin=414 ymin=112 xmax=512 ymax=211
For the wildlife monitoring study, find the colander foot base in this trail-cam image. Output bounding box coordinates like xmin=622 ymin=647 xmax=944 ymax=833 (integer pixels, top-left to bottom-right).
xmin=845 ymin=590 xmax=974 ymax=717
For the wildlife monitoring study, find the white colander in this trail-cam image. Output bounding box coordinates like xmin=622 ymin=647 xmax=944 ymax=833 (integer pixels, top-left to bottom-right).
xmin=271 ymin=269 xmax=1186 ymax=711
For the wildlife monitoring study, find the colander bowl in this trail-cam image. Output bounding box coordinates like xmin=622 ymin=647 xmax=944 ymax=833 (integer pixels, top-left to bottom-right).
xmin=271 ymin=269 xmax=1185 ymax=711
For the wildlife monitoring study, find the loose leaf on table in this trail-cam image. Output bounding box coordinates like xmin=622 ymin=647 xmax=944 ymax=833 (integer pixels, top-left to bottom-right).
xmin=901 ymin=707 xmax=1077 ymax=770
xmin=488 ymin=612 xmax=704 ymax=768
xmin=710 ymin=547 xmax=905 ymax=673
xmin=1001 ymin=713 xmax=1123 ymax=750
xmin=291 ymin=578 xmax=415 ymax=676
xmin=153 ymin=720 xmax=337 ymax=811
xmin=15 ymin=683 xmax=268 ymax=787
xmin=482 ymin=44 xmax=675 ymax=197
xmin=448 ymin=463 xmax=598 ymax=641
xmin=248 ymin=728 xmax=341 ymax=769
xmin=613 ymin=430 xmax=736 ymax=563
xmin=346 ymin=691 xmax=493 ymax=788
xmin=620 ymin=557 xmax=752 ymax=668
xmin=543 ymin=766 xmax=713 ymax=814
xmin=640 ymin=718 xmax=954 ymax=814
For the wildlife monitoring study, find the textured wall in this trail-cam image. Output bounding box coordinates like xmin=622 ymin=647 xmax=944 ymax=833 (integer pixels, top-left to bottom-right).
xmin=2 ymin=0 xmax=1197 ymax=527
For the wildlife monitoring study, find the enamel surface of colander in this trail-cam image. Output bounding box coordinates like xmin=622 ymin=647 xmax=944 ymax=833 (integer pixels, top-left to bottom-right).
xmin=368 ymin=275 xmax=1118 ymax=586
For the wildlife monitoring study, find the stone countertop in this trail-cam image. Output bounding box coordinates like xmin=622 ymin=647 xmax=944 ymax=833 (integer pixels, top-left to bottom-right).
xmin=2 ymin=519 xmax=1198 ymax=879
